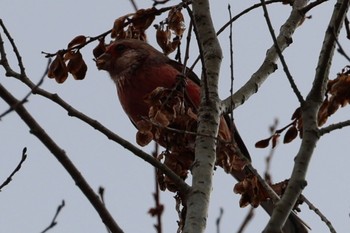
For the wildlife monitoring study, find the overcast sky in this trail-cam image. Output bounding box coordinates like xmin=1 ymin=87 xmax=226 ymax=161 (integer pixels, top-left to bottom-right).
xmin=1 ymin=0 xmax=350 ymax=232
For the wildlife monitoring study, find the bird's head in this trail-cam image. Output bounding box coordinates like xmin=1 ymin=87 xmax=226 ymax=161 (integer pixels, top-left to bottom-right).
xmin=96 ymin=39 xmax=167 ymax=79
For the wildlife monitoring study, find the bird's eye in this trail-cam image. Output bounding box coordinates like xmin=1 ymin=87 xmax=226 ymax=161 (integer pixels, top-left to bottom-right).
xmin=115 ymin=44 xmax=127 ymax=53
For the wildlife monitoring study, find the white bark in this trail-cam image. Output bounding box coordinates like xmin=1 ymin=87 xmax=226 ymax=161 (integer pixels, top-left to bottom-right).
xmin=182 ymin=0 xmax=223 ymax=233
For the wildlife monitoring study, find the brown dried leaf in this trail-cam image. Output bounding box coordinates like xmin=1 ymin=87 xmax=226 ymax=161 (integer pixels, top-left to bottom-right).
xmin=153 ymin=110 xmax=170 ymax=127
xmin=67 ymin=35 xmax=86 ymax=49
xmin=136 ymin=131 xmax=153 ymax=146
xmin=48 ymin=53 xmax=68 ymax=83
xmin=136 ymin=120 xmax=152 ymax=133
xmin=156 ymin=26 xmax=171 ymax=53
xmin=111 ymin=16 xmax=127 ymax=39
xmin=168 ymin=8 xmax=185 ymax=37
xmin=318 ymin=99 xmax=329 ymax=126
xmin=291 ymin=107 xmax=301 ymax=120
xmin=316 ymin=70 xmax=350 ymax=126
xmin=283 ymin=126 xmax=298 ymax=144
xmin=132 ymin=8 xmax=156 ymax=32
xmin=93 ymin=38 xmax=106 ymax=59
xmin=67 ymin=51 xmax=87 ymax=80
xmin=234 ymin=175 xmax=269 ymax=208
xmin=255 ymin=138 xmax=270 ymax=148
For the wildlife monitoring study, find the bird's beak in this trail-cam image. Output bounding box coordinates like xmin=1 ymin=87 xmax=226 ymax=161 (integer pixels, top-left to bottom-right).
xmin=95 ymin=53 xmax=111 ymax=71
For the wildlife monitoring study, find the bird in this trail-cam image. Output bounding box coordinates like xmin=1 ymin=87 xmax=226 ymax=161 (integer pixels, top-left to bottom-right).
xmin=95 ymin=38 xmax=307 ymax=233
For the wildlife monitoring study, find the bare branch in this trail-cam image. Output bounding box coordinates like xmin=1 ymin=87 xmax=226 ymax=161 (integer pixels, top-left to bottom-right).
xmin=0 ymin=84 xmax=124 ymax=233
xmin=302 ymin=0 xmax=330 ymax=14
xmin=0 ymin=147 xmax=27 ymax=191
xmin=221 ymin=2 xmax=306 ymax=113
xmin=260 ymin=0 xmax=304 ymax=104
xmin=236 ymin=207 xmax=255 ymax=233
xmin=0 ymin=58 xmax=49 ymax=120
xmin=215 ymin=207 xmax=223 ymax=233
xmin=129 ymin=0 xmax=138 ymax=11
xmin=0 ymin=19 xmax=26 ymax=77
xmin=40 ymin=200 xmax=65 ymax=233
xmin=319 ymin=119 xmax=350 ymax=136
xmin=334 ymin=27 xmax=350 ymax=62
xmin=28 ymin=78 xmax=190 ymax=194
xmin=300 ymin=195 xmax=336 ymax=233
xmin=185 ymin=5 xmax=210 ymax=102
xmin=228 ymin=4 xmax=235 ymax=118
xmin=264 ymin=0 xmax=350 ymax=231
xmin=190 ymin=0 xmax=282 ymax=70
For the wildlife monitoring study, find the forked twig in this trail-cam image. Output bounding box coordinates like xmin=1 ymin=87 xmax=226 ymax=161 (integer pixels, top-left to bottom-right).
xmin=40 ymin=200 xmax=65 ymax=233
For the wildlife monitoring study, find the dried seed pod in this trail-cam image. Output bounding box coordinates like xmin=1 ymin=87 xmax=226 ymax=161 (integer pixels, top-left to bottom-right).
xmin=67 ymin=51 xmax=87 ymax=80
xmin=48 ymin=52 xmax=68 ymax=83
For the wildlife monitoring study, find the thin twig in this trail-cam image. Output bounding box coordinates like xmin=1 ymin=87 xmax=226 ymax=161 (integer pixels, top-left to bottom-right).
xmin=334 ymin=28 xmax=350 ymax=62
xmin=190 ymin=0 xmax=282 ymax=70
xmin=99 ymin=187 xmax=112 ymax=233
xmin=0 ymin=58 xmax=50 ymax=120
xmin=182 ymin=20 xmax=193 ymax=76
xmin=300 ymin=195 xmax=336 ymax=233
xmin=153 ymin=0 xmax=171 ymax=7
xmin=221 ymin=1 xmax=306 ymax=113
xmin=0 ymin=147 xmax=27 ymax=191
xmin=185 ymin=5 xmax=210 ymax=103
xmin=129 ymin=0 xmax=138 ymax=11
xmin=260 ymin=0 xmax=304 ymax=104
xmin=301 ymin=0 xmax=330 ymax=14
xmin=344 ymin=16 xmax=350 ymax=39
xmin=215 ymin=207 xmax=224 ymax=233
xmin=228 ymin=4 xmax=235 ymax=124
xmin=236 ymin=207 xmax=255 ymax=233
xmin=0 ymin=19 xmax=26 ymax=77
xmin=264 ymin=119 xmax=279 ymax=183
xmin=0 ymin=83 xmax=124 ymax=233
xmin=151 ymin=143 xmax=163 ymax=233
xmin=40 ymin=200 xmax=65 ymax=233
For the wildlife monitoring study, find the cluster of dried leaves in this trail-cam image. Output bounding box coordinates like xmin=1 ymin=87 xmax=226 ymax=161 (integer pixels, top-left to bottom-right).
xmin=256 ymin=66 xmax=350 ymax=149
xmin=47 ymin=36 xmax=88 ymax=83
xmin=318 ymin=66 xmax=350 ymax=126
xmin=135 ymin=85 xmax=251 ymax=195
xmin=133 ymin=84 xmax=291 ymax=211
xmin=155 ymin=7 xmax=185 ymax=55
xmin=234 ymin=176 xmax=288 ymax=208
xmin=136 ymin=86 xmax=198 ymax=192
xmin=46 ymin=6 xmax=185 ymax=83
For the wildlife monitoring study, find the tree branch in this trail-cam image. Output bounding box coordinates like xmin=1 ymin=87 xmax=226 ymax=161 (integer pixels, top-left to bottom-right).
xmin=264 ymin=0 xmax=350 ymax=231
xmin=260 ymin=0 xmax=304 ymax=104
xmin=183 ymin=0 xmax=223 ymax=232
xmin=221 ymin=1 xmax=307 ymax=112
xmin=0 ymin=84 xmax=124 ymax=233
xmin=319 ymin=119 xmax=350 ymax=136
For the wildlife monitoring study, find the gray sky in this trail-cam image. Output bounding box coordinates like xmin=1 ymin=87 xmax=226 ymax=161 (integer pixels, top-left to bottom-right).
xmin=1 ymin=0 xmax=350 ymax=232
